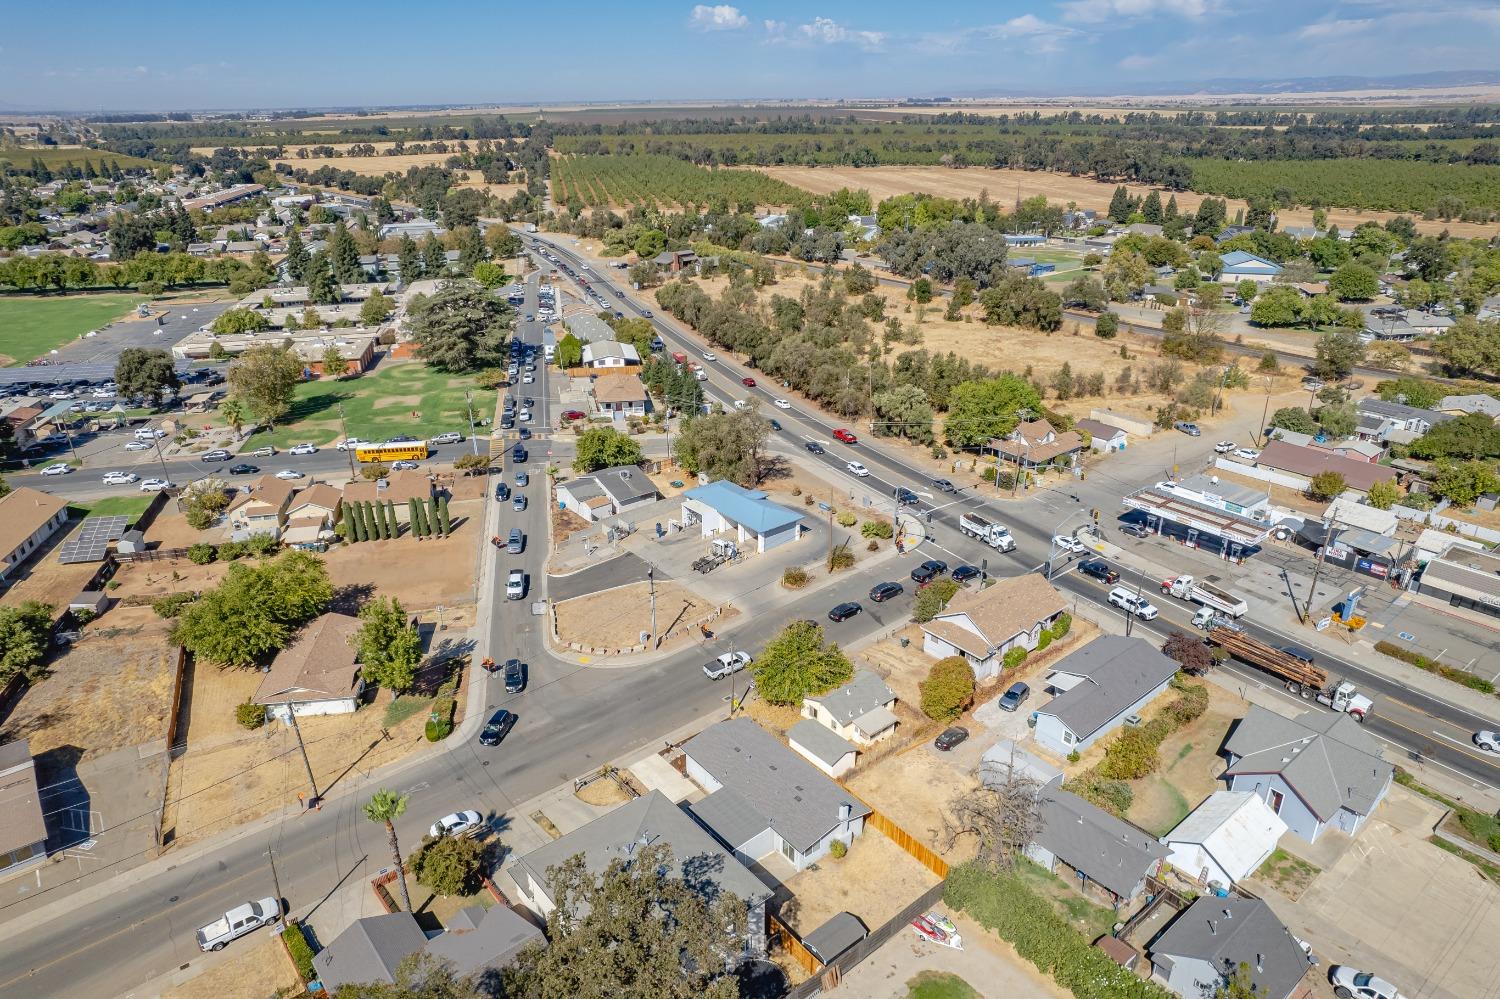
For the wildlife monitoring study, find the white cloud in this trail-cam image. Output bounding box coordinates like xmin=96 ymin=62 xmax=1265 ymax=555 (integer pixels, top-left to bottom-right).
xmin=1296 ymin=16 xmax=1376 ymax=38
xmin=795 ymin=16 xmax=886 ymax=50
xmin=688 ymin=4 xmax=748 ymax=31
xmin=979 ymin=15 xmax=1082 ymax=52
xmin=763 ymin=18 xmax=786 ymax=36
xmin=1117 ymin=53 xmax=1160 ymax=70
xmin=1060 ymin=0 xmax=1214 ymax=24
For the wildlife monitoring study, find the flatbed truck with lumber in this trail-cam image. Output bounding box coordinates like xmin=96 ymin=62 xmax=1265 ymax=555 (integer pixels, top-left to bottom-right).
xmin=1206 ymin=627 xmax=1373 ymax=721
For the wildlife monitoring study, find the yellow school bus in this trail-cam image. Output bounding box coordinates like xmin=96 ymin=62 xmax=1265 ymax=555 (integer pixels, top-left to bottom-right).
xmin=354 ymin=442 xmax=429 ymax=463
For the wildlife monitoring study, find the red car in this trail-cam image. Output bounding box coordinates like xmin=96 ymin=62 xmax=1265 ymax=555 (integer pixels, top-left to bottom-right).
xmin=833 ymin=429 xmax=858 ymax=444
xmin=561 ymin=409 xmax=585 ymax=420
xmin=741 ymin=376 xmax=756 ymax=388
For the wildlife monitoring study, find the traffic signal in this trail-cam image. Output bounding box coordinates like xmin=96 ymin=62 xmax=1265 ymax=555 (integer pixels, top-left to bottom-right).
xmin=1090 ymin=508 xmax=1100 ymax=522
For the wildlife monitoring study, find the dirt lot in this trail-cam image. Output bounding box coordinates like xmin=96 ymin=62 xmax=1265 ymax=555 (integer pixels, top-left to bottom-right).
xmin=265 ymin=148 xmax=527 ymax=200
xmin=754 ymin=165 xmax=1500 ymax=239
xmin=781 ymin=831 xmax=941 ymax=938
xmin=848 ymin=746 xmax=979 ymax=863
xmin=554 ymin=580 xmax=716 ymax=649
xmin=161 ymin=936 xmax=301 ymax=999
xmin=322 ymin=500 xmax=482 ymax=611
xmin=1125 ymin=682 xmax=1243 ymax=836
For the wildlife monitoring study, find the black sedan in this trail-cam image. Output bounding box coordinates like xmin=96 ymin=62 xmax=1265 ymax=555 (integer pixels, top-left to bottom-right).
xmin=934 ymin=726 xmax=969 ymax=751
xmin=894 ymin=487 xmax=919 ymax=506
xmin=503 ymin=659 xmax=526 ymax=693
xmin=805 ymin=441 xmax=826 ymax=455
xmin=828 ymin=601 xmax=863 ymax=622
xmin=952 ymin=565 xmax=981 ymax=584
xmin=1078 ymin=559 xmax=1120 ymax=584
xmin=910 ymin=560 xmax=949 ymax=584
xmin=494 ymin=483 xmax=510 ymax=501
xmin=478 ymin=709 xmax=517 ymax=747
xmin=228 ymin=463 xmax=260 ymax=475
xmin=869 ymin=581 xmax=904 ymax=603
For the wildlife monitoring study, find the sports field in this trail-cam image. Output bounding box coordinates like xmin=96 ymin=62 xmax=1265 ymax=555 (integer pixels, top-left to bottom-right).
xmin=247 ymin=360 xmax=484 ymax=449
xmin=0 ymin=294 xmax=145 ymax=366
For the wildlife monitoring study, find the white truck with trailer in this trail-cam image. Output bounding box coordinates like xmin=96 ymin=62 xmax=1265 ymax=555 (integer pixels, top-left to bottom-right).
xmin=196 ymin=897 xmax=281 ymax=951
xmin=1206 ymin=628 xmax=1373 ymax=720
xmin=1160 ymin=575 xmax=1248 ymax=618
xmin=958 ymin=512 xmax=1017 ymax=552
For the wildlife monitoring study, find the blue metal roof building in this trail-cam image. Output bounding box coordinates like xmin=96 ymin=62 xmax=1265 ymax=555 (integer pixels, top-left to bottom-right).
xmin=681 ymin=480 xmax=805 ymax=553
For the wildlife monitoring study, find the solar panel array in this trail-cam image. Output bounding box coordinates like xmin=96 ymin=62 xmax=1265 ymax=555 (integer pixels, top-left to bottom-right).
xmin=57 ymin=515 xmax=131 ymax=565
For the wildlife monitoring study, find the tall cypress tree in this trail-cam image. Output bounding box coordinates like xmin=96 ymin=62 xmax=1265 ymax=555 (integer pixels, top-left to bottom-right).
xmin=328 ymin=220 xmax=363 ymax=284
xmin=352 ymin=500 xmax=369 ymax=542
xmin=435 ymin=495 xmax=452 ymax=536
xmin=397 ymin=235 xmax=421 ymax=281
xmin=1141 ymin=190 xmax=1163 ymax=225
xmin=306 ymin=251 xmax=341 ymax=305
xmin=421 ymin=234 xmax=447 ymax=276
xmin=363 ymin=501 xmax=379 ymax=540
xmin=284 ymin=228 xmax=310 ymax=282
xmin=1164 ymin=194 xmax=1179 ymax=221
xmin=374 ymin=499 xmax=391 ymax=539
xmin=407 ymin=499 xmax=421 ymax=537
xmin=386 ymin=499 xmax=399 ymax=538
xmin=341 ymin=500 xmax=359 ymax=543
xmin=1107 ymin=185 xmax=1132 ymax=223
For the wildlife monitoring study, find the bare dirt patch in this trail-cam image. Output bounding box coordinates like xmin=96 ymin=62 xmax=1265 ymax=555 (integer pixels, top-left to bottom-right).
xmin=743 ymin=698 xmax=804 ymax=740
xmin=848 ymin=746 xmax=980 ymax=863
xmin=575 ymin=777 xmax=632 ymax=807
xmin=322 ymin=500 xmax=481 ymax=611
xmin=780 ymin=832 xmax=941 ymax=938
xmin=554 ymin=580 xmax=709 ymax=648
xmin=162 ymin=935 xmax=301 ymax=999
xmin=371 ymin=395 xmax=424 ymax=410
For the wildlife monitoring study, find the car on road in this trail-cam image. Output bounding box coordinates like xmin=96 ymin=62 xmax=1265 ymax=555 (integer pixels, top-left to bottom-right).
xmin=832 ymin=428 xmax=858 ymax=444
xmin=494 ymin=483 xmax=510 ymax=501
xmin=274 ymin=469 xmax=304 ymax=480
xmin=846 ymin=461 xmax=870 ymax=477
xmin=1118 ymin=523 xmax=1150 ymax=539
xmin=134 ymin=427 xmax=166 ymax=440
xmin=642 ymin=309 xmax=653 ymax=317
xmin=703 ymin=651 xmax=752 ymax=681
xmin=1078 ymin=559 xmax=1120 ymax=584
xmin=1472 ymin=730 xmax=1498 ymax=754
xmin=247 ymin=446 xmax=277 ymax=458
xmin=910 ymin=560 xmax=948 ymax=584
xmin=123 ymin=440 xmax=153 ymax=452
xmin=804 ymin=441 xmax=825 ymax=455
xmin=998 ymin=682 xmax=1030 ymax=713
xmin=773 ymin=398 xmax=791 ymax=410
xmin=506 ymin=569 xmax=526 ymax=600
xmin=429 ymin=431 xmax=464 ymax=445
xmin=931 ymin=478 xmax=956 ymax=492
xmin=869 ymin=581 xmax=904 ymax=603
xmin=40 ymin=463 xmax=72 ymax=476
xmin=516 ymin=471 xmax=529 ymax=487
xmin=384 ymin=435 xmax=418 ymax=444
xmin=503 ymin=659 xmax=526 ymax=693
xmin=228 ymin=463 xmax=259 ymax=475
xmin=522 ymin=373 xmax=534 ymax=384
xmin=512 ymin=445 xmax=528 ymax=463
xmin=518 ymin=409 xmax=532 ymax=422
xmin=1213 ymin=441 xmax=1237 ymax=453
xmin=478 ymin=709 xmax=517 ymax=747
xmin=195 ymin=898 xmax=281 ymax=953
xmin=894 ymin=487 xmax=919 ymax=505
xmin=499 ymin=415 xmax=515 ymax=430
xmin=139 ymin=478 xmax=174 ymax=492
xmin=289 ymin=443 xmax=318 ymax=455
xmin=390 ymin=460 xmax=419 ymax=471
xmin=1107 ymin=587 xmax=1159 ymax=620
xmin=429 ymin=810 xmax=484 ymax=838
xmin=102 ymin=471 xmax=139 ymax=485
xmin=1232 ymin=447 xmax=1261 ymax=461
xmin=336 ymin=438 xmax=366 ymax=451
xmin=737 ymin=376 xmax=755 ymax=388
xmin=952 ymin=565 xmax=981 ymax=584
xmin=201 ymin=449 xmax=232 ymax=462
xmin=768 ymin=419 xmax=781 ymax=432
xmin=1052 ymin=534 xmax=1087 ymax=555
xmin=702 ymin=351 xmax=717 ymax=361
xmin=1173 ymin=421 xmax=1202 ymax=437
xmin=1329 ymin=967 xmax=1404 ymax=999
xmin=513 ymin=494 xmax=527 ymax=512
xmin=828 ymin=601 xmax=863 ymax=623
xmin=934 ymin=727 xmax=969 ymax=751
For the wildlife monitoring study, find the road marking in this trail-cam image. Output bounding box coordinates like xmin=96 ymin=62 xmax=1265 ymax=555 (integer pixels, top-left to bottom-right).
xmin=1429 ymin=729 xmax=1500 ymax=765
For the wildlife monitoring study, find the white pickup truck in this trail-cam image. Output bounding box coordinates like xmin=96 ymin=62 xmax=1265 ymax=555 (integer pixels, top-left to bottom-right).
xmin=703 ymin=651 xmax=751 ymax=681
xmin=196 ymin=897 xmax=280 ymax=951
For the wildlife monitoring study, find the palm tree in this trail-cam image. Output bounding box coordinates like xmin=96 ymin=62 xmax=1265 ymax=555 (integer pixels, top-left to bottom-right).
xmin=220 ymin=397 xmax=246 ymax=438
xmin=363 ymin=790 xmax=412 ymax=911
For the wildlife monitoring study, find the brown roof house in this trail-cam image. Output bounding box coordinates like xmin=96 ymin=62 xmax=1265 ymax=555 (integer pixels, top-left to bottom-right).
xmin=920 ymin=573 xmax=1069 ymax=680
xmin=591 ymin=373 xmax=649 ymax=420
xmin=253 ymin=613 xmax=366 ymax=721
xmin=0 ymin=487 xmax=70 ymax=583
xmin=0 ymin=739 xmax=49 ymax=881
xmin=341 ymin=470 xmax=434 ymax=530
xmin=227 ymin=475 xmax=298 ymax=540
xmin=282 ymin=483 xmax=343 ymax=546
xmin=1255 ymin=441 xmax=1396 ymax=496
xmin=989 ymin=419 xmax=1084 ymax=470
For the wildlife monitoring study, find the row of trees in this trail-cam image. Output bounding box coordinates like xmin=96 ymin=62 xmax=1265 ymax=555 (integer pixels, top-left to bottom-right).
xmin=0 ymin=249 xmax=273 ymax=295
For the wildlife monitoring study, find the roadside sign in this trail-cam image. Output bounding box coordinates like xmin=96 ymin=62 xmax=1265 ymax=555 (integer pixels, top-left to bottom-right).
xmin=1315 ymin=616 xmax=1332 ymax=632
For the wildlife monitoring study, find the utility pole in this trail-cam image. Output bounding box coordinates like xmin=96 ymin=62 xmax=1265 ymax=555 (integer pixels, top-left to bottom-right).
xmin=648 ymin=566 xmax=658 ymax=649
xmin=1258 ymin=377 xmax=1274 ymax=447
xmin=464 ymin=390 xmax=479 ymax=457
xmin=1303 ymin=518 xmax=1337 ymax=623
xmin=1124 ymin=566 xmax=1149 ymax=637
xmin=287 ymin=711 xmax=321 ymax=807
xmin=336 ymin=402 xmax=357 ymax=479
xmin=827 ymin=489 xmax=835 ymax=565
xmin=266 ymin=847 xmax=286 ymax=926
xmin=726 ymin=638 xmax=736 ymax=719
xmin=150 ymin=434 xmax=171 ymax=485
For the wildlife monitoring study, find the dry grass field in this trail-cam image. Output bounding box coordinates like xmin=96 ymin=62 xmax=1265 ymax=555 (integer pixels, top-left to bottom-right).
xmin=753 ymin=164 xmax=1500 ymax=238
xmin=263 ymin=147 xmax=526 ymax=199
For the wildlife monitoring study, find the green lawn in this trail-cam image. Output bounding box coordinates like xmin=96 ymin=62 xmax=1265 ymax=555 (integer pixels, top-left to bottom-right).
xmin=1012 ymin=857 xmax=1117 ymax=941
xmin=248 ymin=361 xmax=484 ymax=449
xmin=0 ymin=294 xmax=145 ymax=366
xmin=906 ymin=971 xmax=980 ymax=999
xmin=71 ymin=495 xmax=154 ymax=522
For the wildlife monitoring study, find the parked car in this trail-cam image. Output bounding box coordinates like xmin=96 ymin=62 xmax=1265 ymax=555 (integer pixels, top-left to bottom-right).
xmin=910 ymin=560 xmax=948 ymax=584
xmin=1107 ymin=587 xmax=1159 ymax=620
xmin=1173 ymin=421 xmax=1202 ymax=437
xmin=494 ymin=482 xmax=510 ymax=501
xmin=998 ymin=682 xmax=1030 ymax=713
xmin=503 ymin=659 xmax=526 ymax=693
xmin=1213 ymin=441 xmax=1236 ymax=453
xmin=827 ymin=601 xmax=862 ymax=623
xmin=804 ymin=441 xmax=826 ymax=455
xmin=289 ymin=443 xmax=318 ymax=455
xmin=228 ymin=463 xmax=259 ymax=475
xmin=1329 ymin=967 xmax=1404 ymax=999
xmin=390 ymin=460 xmax=419 ymax=471
xmin=561 ymin=409 xmax=585 ymax=421
xmin=139 ymin=478 xmax=174 ymax=492
xmin=429 ymin=810 xmax=484 ymax=838
xmin=102 ymin=471 xmax=139 ymax=485
xmin=832 ymin=429 xmax=858 ymax=444
xmin=479 ymin=710 xmax=517 ymax=747
xmin=195 ymin=898 xmax=281 ymax=952
xmin=934 ymin=727 xmax=969 ymax=751
xmin=39 ymin=463 xmax=73 ymax=476
xmin=846 ymin=461 xmax=870 ymax=477
xmin=123 ymin=440 xmax=153 ymax=451
xmin=429 ymin=431 xmax=464 ymax=445
xmin=336 ymin=438 xmax=366 ymax=451
xmin=951 ymin=565 xmax=981 ymax=584
xmin=1233 ymin=447 xmax=1261 ymax=461
xmin=274 ymin=469 xmax=304 ymax=480
xmin=1118 ymin=523 xmax=1150 ymax=539
xmin=703 ymin=651 xmax=752 ymax=680
xmin=1078 ymin=559 xmax=1120 ymax=584
xmin=869 ymin=581 xmax=904 ymax=602
xmin=385 ymin=435 xmax=418 ymax=444
xmin=506 ymin=569 xmax=526 ymax=599
xmin=201 ymin=449 xmax=232 ymax=462
xmin=247 ymin=446 xmax=277 ymax=458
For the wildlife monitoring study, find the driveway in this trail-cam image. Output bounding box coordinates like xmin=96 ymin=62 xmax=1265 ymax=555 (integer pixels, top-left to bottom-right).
xmin=547 ymin=551 xmax=656 ymax=602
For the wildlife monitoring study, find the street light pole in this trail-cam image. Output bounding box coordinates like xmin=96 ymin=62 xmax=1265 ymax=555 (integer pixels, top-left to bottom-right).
xmin=464 ymin=390 xmax=479 ymax=457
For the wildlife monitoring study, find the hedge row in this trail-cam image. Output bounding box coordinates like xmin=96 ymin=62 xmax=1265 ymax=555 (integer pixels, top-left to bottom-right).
xmin=945 ymin=863 xmax=1174 ymax=999
xmin=999 ymin=613 xmax=1073 ymax=672
xmin=1095 ymin=675 xmax=1207 ymax=781
xmin=1374 ymin=640 xmax=1495 ymax=695
xmin=281 ymin=922 xmax=317 ymax=982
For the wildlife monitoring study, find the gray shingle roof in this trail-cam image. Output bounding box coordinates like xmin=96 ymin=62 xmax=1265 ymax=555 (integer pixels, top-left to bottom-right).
xmin=311 ymin=912 xmax=427 ymax=991
xmin=1036 ymin=637 xmax=1179 ymax=741
xmin=1355 ymin=398 xmax=1449 ymax=425
xmin=788 ymin=719 xmax=858 ymax=768
xmin=690 ymin=786 xmax=775 ymax=848
xmin=1223 ymin=706 xmax=1390 ymax=820
xmin=1034 ymin=788 xmax=1169 ymax=899
xmin=422 ymin=905 xmax=545 ymax=975
xmin=682 ymin=718 xmax=871 ymax=853
xmin=805 ymin=671 xmax=894 ymax=727
xmin=1151 ymin=897 xmax=1313 ymax=999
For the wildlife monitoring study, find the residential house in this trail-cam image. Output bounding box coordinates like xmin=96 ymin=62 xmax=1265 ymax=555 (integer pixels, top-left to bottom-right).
xmin=1075 ymin=418 xmax=1128 ymax=453
xmin=652 ymin=249 xmax=698 ymax=272
xmin=1029 ymin=786 xmax=1169 ymax=906
xmin=919 ymin=573 xmax=1068 ymax=680
xmin=510 ymin=789 xmax=770 ymax=957
xmin=1281 ymin=225 xmax=1320 ymax=241
xmin=1161 ymin=791 xmax=1287 ymax=889
xmin=580 ymin=341 xmax=641 ymax=368
xmin=377 ymin=219 xmax=445 ymax=241
xmin=0 ymin=487 xmax=69 ymax=583
xmin=2 ymin=405 xmax=46 ymax=448
xmin=1354 ymin=398 xmax=1449 ymax=437
xmin=421 ymin=905 xmax=545 ymax=983
xmin=341 ymin=470 xmax=435 ymax=526
xmin=1319 ymin=437 xmax=1383 ymax=463
xmin=1360 ymin=312 xmax=1419 ymax=342
xmin=227 ymin=475 xmax=298 ymax=539
xmin=1213 ymin=226 xmax=1256 ymax=245
xmin=1150 ymin=897 xmax=1315 ymax=999
xmin=1218 ymin=250 xmax=1282 ymax=284
xmin=591 ymin=373 xmax=649 ymax=419
xmin=1222 ymin=705 xmax=1393 ymax=843
xmin=683 ymin=718 xmax=871 ymax=872
xmin=681 ymin=480 xmax=804 ymax=554
xmin=253 ymin=613 xmax=366 ymax=721
xmin=311 ymin=905 xmax=543 ymax=994
xmin=282 ymin=483 xmax=343 ymax=546
xmin=1254 ymin=441 xmax=1397 ymax=496
xmin=555 ymin=466 xmax=658 ymax=523
xmin=311 ymin=913 xmax=426 ymax=992
xmin=0 ymin=740 xmax=48 ymax=880
xmin=562 ymin=313 xmax=617 ymax=344
xmin=1397 ymin=310 xmax=1454 ymax=336
xmin=1123 ymin=222 xmax=1164 ymax=237
xmin=1032 ymin=637 xmax=1180 ymax=756
xmin=1437 ymin=394 xmax=1500 ymax=420
xmin=787 ymin=720 xmax=859 ymax=778
xmin=801 ymin=670 xmax=898 ymax=747
xmin=989 ymin=419 xmax=1085 ymax=471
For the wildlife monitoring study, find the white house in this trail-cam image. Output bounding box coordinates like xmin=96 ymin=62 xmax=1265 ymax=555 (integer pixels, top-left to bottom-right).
xmin=1162 ymin=791 xmax=1287 ymax=889
xmin=253 ymin=613 xmax=367 ymax=721
xmin=802 ymin=670 xmax=898 ymax=746
xmin=1219 ymin=250 xmax=1282 ymax=284
xmin=1075 ymin=418 xmax=1128 ymax=453
xmin=681 ymin=480 xmax=804 ymax=554
xmin=1032 ymin=637 xmax=1179 ymax=756
xmin=919 ymin=573 xmax=1068 ymax=680
xmin=787 ymin=720 xmax=859 ymax=778
xmin=580 ymin=341 xmax=640 ymax=368
xmin=555 ymin=466 xmax=658 ymax=523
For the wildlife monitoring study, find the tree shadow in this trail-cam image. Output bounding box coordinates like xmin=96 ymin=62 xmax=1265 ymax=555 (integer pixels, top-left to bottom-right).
xmin=330 ymin=581 xmax=376 ymax=615
xmin=758 ymin=454 xmax=793 ymax=483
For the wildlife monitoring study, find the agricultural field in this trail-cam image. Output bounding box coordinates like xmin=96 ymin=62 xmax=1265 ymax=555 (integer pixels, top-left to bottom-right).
xmin=0 ymin=293 xmax=146 ymax=366
xmin=0 ymin=145 xmax=157 ymax=171
xmin=1187 ymin=157 xmax=1500 ymax=214
xmin=551 ymin=153 xmax=808 ymax=210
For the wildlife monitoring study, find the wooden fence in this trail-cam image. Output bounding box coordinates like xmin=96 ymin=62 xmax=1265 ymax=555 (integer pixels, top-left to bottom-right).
xmin=856 ymin=801 xmax=950 ymax=879
xmin=767 ymin=910 xmax=821 ymax=977
xmin=116 ymin=545 xmax=194 ymax=563
xmin=784 ymin=880 xmax=949 ymax=999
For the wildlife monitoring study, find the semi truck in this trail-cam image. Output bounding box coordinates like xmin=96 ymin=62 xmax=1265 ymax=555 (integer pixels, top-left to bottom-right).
xmin=958 ymin=512 xmax=1017 ymax=552
xmin=1206 ymin=627 xmax=1373 ymax=720
xmin=1161 ymin=575 xmax=1249 ymax=618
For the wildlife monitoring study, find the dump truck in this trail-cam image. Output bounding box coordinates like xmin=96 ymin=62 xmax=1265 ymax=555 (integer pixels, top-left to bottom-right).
xmin=1161 ymin=575 xmax=1249 ymax=618
xmin=958 ymin=512 xmax=1017 ymax=552
xmin=1206 ymin=627 xmax=1373 ymax=720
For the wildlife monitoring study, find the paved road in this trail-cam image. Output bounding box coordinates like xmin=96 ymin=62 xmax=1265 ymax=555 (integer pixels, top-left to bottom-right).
xmin=547 ymin=552 xmax=656 ymax=603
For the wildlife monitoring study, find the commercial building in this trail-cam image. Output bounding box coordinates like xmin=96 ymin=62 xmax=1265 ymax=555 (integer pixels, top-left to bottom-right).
xmin=1414 ymin=546 xmax=1500 ymax=621
xmin=0 ymin=740 xmax=48 ymax=880
xmin=680 ymin=480 xmax=804 ymax=554
xmin=555 ymin=466 xmax=658 ymax=523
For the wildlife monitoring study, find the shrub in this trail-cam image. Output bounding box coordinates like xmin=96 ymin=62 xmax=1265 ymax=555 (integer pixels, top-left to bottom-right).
xmin=861 ymin=520 xmax=894 ymax=539
xmin=407 ymin=833 xmax=485 ymax=896
xmin=866 ymin=539 xmax=880 ymax=551
xmin=1002 ymin=646 xmax=1028 ymax=670
xmin=1066 ymin=768 xmax=1135 ymax=817
xmin=1050 ymin=613 xmax=1072 ymax=639
xmin=920 ymin=656 xmax=976 ymax=722
xmin=152 ymin=592 xmax=196 ymax=619
xmin=425 ymin=697 xmax=455 ymax=741
xmin=781 ymin=566 xmax=809 ymax=588
xmin=281 ymin=923 xmax=317 ymax=983
xmin=245 ymin=533 xmax=278 ymax=557
xmin=1095 ymin=677 xmax=1209 ymax=780
xmin=236 ymin=701 xmax=266 ymax=729
xmin=912 ymin=578 xmax=961 ymax=623
xmin=827 ymin=546 xmax=856 ymax=571
xmin=828 ymin=838 xmax=848 ymax=860
xmin=1374 ymin=640 xmax=1496 ymax=694
xmin=836 ymin=511 xmax=857 ymax=528
xmin=1067 ymin=751 xmax=1081 ymax=764
xmin=981 ymin=466 xmax=997 ymax=483
xmin=1035 ymin=630 xmax=1053 ymax=653
xmin=217 ymin=540 xmax=247 ymax=560
xmin=187 ymin=543 xmax=217 ymax=565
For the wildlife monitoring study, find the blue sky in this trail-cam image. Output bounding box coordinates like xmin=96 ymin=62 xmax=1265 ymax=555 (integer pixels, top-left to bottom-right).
xmin=5 ymin=0 xmax=1500 ymax=111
